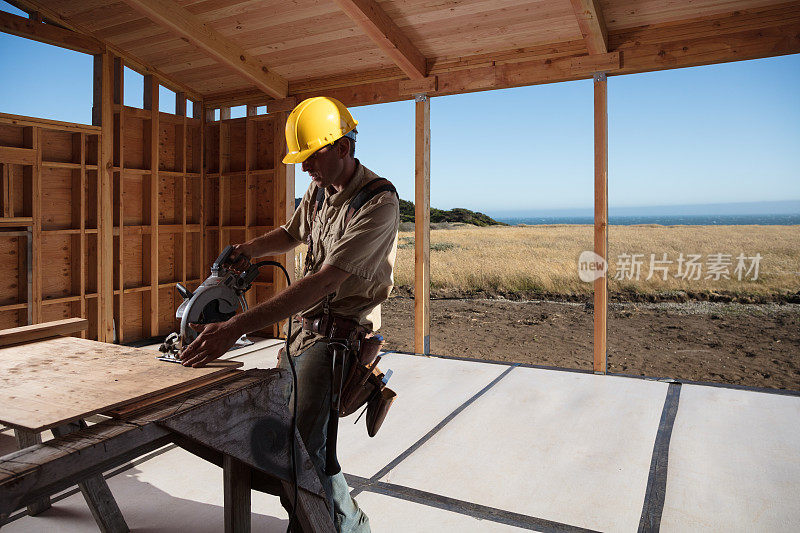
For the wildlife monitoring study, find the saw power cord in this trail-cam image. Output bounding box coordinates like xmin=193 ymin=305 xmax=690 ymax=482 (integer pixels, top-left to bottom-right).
xmin=251 ymin=260 xmax=299 ymax=533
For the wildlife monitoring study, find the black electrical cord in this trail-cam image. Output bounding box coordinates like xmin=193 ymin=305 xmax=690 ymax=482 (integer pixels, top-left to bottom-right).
xmin=251 ymin=260 xmax=299 ymax=532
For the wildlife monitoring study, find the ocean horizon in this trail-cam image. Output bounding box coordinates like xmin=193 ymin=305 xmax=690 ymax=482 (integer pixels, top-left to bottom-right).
xmin=494 ymin=214 xmax=800 ymax=226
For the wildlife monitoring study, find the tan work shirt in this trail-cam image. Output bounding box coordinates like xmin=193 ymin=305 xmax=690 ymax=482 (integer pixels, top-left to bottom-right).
xmin=282 ymin=161 xmax=399 ymax=350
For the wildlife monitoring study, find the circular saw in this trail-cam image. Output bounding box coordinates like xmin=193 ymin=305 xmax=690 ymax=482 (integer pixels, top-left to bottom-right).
xmin=158 ymin=245 xmax=261 ymax=362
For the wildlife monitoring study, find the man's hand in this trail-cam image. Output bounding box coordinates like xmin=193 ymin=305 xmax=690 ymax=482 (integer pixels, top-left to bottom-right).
xmin=180 ymin=322 xmax=241 ymax=368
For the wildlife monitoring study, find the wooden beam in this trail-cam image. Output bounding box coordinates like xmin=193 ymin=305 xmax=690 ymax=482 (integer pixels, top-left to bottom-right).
xmin=414 ymin=96 xmax=430 ymax=355
xmin=13 ymin=428 xmax=50 ymax=515
xmin=121 ymin=0 xmax=287 ymax=98
xmin=570 ymin=0 xmax=608 ymax=54
xmin=593 ymin=73 xmax=608 ymax=374
xmin=0 ymin=9 xmax=104 ymax=55
xmin=12 ymin=0 xmax=202 ymax=102
xmin=290 ymin=4 xmax=800 ymax=108
xmin=332 ymin=0 xmax=426 ymax=79
xmin=0 ymin=318 xmax=88 ymax=348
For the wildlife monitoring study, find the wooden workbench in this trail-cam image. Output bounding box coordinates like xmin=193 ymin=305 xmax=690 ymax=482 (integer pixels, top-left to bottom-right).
xmin=0 ymin=333 xmax=334 ymax=532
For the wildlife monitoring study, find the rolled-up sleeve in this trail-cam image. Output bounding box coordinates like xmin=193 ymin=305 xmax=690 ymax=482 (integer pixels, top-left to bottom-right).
xmin=323 ymin=195 xmax=399 ymax=281
xmin=282 ymin=185 xmax=314 ymax=242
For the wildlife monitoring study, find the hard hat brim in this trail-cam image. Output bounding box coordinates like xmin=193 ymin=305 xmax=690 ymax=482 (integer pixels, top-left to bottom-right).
xmin=282 ymin=146 xmax=319 ymax=164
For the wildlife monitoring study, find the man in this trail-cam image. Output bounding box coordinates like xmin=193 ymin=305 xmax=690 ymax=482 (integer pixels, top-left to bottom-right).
xmin=180 ymin=96 xmax=400 ymax=532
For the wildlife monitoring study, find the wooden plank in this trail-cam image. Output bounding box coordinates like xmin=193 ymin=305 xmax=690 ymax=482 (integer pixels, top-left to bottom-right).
xmin=13 ymin=428 xmax=50 ymax=515
xmin=0 ymin=9 xmax=104 ymax=55
xmin=0 ymin=317 xmax=87 ymax=347
xmin=224 ymin=455 xmax=251 ymax=533
xmin=0 ymin=146 xmax=36 ymax=165
xmin=414 ymin=96 xmax=430 ymax=355
xmin=94 ymin=52 xmax=115 ymax=343
xmin=121 ymin=0 xmax=287 ymax=98
xmin=593 ymin=73 xmax=607 ymax=374
xmin=0 ymin=217 xmax=33 ymax=227
xmin=0 ymin=112 xmax=101 ymax=133
xmin=0 ymin=417 xmax=171 ymax=517
xmin=331 ymin=0 xmax=426 ymax=79
xmin=570 ymin=0 xmax=608 ymax=54
xmin=106 ymin=370 xmax=241 ymax=417
xmin=0 ymin=336 xmax=241 ymax=432
xmin=51 ymin=421 xmax=130 ymax=533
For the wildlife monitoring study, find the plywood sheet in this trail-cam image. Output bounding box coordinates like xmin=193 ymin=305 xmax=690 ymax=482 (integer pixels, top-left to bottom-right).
xmin=0 ymin=336 xmax=241 ymax=432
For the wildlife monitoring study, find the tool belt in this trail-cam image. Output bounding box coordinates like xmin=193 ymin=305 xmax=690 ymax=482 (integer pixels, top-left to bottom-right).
xmin=302 ymin=313 xmax=396 ymax=437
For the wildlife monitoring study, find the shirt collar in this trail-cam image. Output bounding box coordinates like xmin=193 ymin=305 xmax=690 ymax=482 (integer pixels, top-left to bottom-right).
xmin=326 ymin=159 xmax=365 ymax=207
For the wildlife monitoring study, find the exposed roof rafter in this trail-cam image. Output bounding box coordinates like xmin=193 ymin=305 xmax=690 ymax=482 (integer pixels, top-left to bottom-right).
xmin=569 ymin=0 xmax=608 ymax=55
xmin=121 ymin=0 xmax=288 ymax=98
xmin=0 ymin=9 xmax=104 ymax=55
xmin=332 ymin=0 xmax=427 ymax=80
xmin=8 ymin=0 xmax=203 ymax=102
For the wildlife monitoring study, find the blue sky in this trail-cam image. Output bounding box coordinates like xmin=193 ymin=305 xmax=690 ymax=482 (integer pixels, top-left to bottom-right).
xmin=1 ymin=0 xmax=798 ymax=215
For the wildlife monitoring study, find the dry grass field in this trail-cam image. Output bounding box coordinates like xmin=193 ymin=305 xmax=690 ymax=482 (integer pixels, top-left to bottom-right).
xmin=386 ymin=224 xmax=800 ymax=300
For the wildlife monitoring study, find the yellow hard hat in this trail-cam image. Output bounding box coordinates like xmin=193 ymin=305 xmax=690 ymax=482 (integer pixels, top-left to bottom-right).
xmin=283 ymin=97 xmax=358 ymax=164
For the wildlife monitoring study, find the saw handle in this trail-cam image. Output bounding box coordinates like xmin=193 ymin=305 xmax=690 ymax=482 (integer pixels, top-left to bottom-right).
xmin=212 ymin=245 xmax=236 ymax=274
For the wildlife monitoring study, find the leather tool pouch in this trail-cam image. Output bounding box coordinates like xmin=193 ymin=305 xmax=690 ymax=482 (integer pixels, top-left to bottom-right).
xmin=339 ymin=335 xmax=396 ymax=437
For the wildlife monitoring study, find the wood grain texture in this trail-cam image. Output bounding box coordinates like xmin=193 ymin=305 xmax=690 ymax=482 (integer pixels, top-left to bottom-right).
xmin=0 ymin=336 xmax=241 ymax=431
xmin=158 ymin=368 xmax=325 ymax=497
xmin=332 ymin=0 xmax=427 ymax=79
xmin=0 ymin=317 xmax=87 ymax=347
xmin=414 ymin=97 xmax=430 ymax=355
xmin=121 ymin=0 xmax=287 ymax=98
xmin=570 ymin=0 xmax=608 ymax=54
xmin=593 ymin=74 xmax=607 ymax=374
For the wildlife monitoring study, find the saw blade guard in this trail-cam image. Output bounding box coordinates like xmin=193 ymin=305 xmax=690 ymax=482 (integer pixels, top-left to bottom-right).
xmin=177 ymin=280 xmax=240 ymax=346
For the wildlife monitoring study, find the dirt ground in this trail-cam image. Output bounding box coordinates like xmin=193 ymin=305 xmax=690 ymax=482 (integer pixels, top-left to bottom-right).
xmin=379 ymin=296 xmax=800 ymax=392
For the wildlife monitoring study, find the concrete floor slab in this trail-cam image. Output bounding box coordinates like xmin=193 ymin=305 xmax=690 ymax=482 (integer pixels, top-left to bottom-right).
xmin=355 ymin=491 xmax=530 ymax=532
xmin=380 ymin=366 xmax=669 ymax=532
xmin=660 ymin=385 xmax=800 ymax=532
xmin=335 ymin=353 xmax=510 ymax=478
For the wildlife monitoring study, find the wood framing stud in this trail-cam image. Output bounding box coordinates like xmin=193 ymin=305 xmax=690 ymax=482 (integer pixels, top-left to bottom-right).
xmin=94 ymin=52 xmax=114 ymax=342
xmin=569 ymin=0 xmax=608 ymax=55
xmin=122 ymin=0 xmax=288 ymax=98
xmin=593 ymin=72 xmax=608 ymax=374
xmin=332 ymin=0 xmax=427 ymax=79
xmin=414 ymin=94 xmax=431 ymax=355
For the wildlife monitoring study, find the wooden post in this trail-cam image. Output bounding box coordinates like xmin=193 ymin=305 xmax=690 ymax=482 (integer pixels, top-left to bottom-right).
xmin=51 ymin=421 xmax=130 ymax=533
xmin=593 ymin=73 xmax=608 ymax=374
xmin=94 ymin=52 xmax=114 ymax=343
xmin=113 ymin=56 xmax=124 ymax=343
xmin=414 ymin=95 xmax=431 ymax=355
xmin=272 ymin=111 xmax=293 ymax=337
xmin=13 ymin=428 xmax=50 ymax=515
xmin=223 ymin=454 xmax=251 ymax=533
xmin=144 ymin=75 xmax=160 ymax=337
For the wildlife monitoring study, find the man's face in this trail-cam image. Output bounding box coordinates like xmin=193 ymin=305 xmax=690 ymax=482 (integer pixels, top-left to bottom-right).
xmin=301 ymin=139 xmax=347 ymax=189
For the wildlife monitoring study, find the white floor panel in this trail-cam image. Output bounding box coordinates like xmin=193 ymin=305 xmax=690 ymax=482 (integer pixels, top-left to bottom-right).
xmin=335 ymin=353 xmax=510 ymax=478
xmin=380 ymin=367 xmax=669 ymax=532
xmin=660 ymin=385 xmax=800 ymax=532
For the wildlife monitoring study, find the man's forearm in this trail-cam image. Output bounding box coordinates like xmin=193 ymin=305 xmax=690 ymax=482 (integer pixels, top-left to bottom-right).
xmin=227 ymin=267 xmax=344 ymax=338
xmin=244 ymin=227 xmax=298 ymax=257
